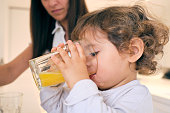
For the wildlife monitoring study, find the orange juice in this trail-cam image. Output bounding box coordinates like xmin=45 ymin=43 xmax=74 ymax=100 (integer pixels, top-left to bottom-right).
xmin=39 ymin=72 xmax=65 ymax=87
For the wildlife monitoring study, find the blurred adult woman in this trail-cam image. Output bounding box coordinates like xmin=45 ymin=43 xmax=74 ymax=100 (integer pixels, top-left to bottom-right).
xmin=0 ymin=0 xmax=88 ymax=86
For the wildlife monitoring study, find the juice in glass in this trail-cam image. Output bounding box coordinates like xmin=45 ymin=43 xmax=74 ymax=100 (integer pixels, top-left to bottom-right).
xmin=29 ymin=50 xmax=66 ymax=89
xmin=39 ymin=72 xmax=65 ymax=87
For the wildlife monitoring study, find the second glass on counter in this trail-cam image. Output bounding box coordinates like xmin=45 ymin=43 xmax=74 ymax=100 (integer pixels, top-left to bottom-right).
xmin=0 ymin=92 xmax=23 ymax=113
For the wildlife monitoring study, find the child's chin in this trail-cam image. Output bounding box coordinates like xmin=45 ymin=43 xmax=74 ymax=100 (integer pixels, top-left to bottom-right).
xmin=98 ymin=87 xmax=106 ymax=91
xmin=95 ymin=83 xmax=106 ymax=90
xmin=98 ymin=84 xmax=113 ymax=91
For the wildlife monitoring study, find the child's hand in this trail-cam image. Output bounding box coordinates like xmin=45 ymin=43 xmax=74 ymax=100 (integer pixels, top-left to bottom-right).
xmin=48 ymin=43 xmax=65 ymax=72
xmin=51 ymin=43 xmax=65 ymax=52
xmin=51 ymin=40 xmax=89 ymax=89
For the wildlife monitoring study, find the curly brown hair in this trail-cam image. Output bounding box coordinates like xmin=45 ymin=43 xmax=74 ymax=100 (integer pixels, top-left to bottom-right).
xmin=71 ymin=5 xmax=169 ymax=75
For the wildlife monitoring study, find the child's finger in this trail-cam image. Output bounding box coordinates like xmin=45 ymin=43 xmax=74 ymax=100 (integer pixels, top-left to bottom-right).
xmin=51 ymin=47 xmax=57 ymax=52
xmin=67 ymin=40 xmax=79 ymax=58
xmin=57 ymin=47 xmax=71 ymax=63
xmin=75 ymin=43 xmax=86 ymax=61
xmin=51 ymin=55 xmax=64 ymax=68
xmin=58 ymin=43 xmax=65 ymax=48
xmin=51 ymin=43 xmax=65 ymax=52
xmin=47 ymin=59 xmax=59 ymax=72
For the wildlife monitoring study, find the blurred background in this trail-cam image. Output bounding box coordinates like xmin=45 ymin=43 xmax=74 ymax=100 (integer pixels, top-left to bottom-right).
xmin=0 ymin=0 xmax=170 ymax=113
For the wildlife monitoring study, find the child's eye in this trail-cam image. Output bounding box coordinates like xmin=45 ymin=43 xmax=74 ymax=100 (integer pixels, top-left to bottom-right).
xmin=90 ymin=51 xmax=99 ymax=56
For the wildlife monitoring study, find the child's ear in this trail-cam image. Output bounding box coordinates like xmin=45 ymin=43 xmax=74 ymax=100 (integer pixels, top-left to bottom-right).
xmin=127 ymin=37 xmax=144 ymax=63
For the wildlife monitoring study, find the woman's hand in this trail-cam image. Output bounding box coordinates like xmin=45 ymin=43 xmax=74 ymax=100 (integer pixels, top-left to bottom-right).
xmin=51 ymin=40 xmax=89 ymax=89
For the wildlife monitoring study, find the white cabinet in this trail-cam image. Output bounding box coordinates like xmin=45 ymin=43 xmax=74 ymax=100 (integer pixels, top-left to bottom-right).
xmin=153 ymin=95 xmax=170 ymax=113
xmin=138 ymin=73 xmax=170 ymax=113
xmin=0 ymin=0 xmax=5 ymax=58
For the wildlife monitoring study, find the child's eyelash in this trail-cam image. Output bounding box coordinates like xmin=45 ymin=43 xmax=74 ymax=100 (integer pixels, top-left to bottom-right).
xmin=90 ymin=51 xmax=99 ymax=56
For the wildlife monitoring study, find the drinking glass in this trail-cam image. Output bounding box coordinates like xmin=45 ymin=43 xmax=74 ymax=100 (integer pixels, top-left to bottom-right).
xmin=0 ymin=92 xmax=23 ymax=113
xmin=29 ymin=40 xmax=98 ymax=89
xmin=29 ymin=45 xmax=67 ymax=89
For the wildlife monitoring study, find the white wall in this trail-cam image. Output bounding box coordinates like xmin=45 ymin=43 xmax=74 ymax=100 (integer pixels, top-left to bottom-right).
xmin=86 ymin=0 xmax=139 ymax=12
xmin=146 ymin=0 xmax=170 ymax=68
xmin=0 ymin=0 xmax=5 ymax=59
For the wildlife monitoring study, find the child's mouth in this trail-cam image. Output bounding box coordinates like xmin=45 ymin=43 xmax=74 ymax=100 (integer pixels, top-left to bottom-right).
xmin=89 ymin=73 xmax=96 ymax=79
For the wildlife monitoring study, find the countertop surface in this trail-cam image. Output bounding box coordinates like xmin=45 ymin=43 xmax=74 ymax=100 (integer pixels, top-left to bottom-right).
xmin=138 ymin=71 xmax=170 ymax=100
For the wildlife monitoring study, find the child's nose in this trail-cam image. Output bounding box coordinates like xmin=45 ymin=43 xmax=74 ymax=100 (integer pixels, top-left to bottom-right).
xmin=86 ymin=58 xmax=97 ymax=71
xmin=86 ymin=57 xmax=92 ymax=69
xmin=86 ymin=61 xmax=97 ymax=76
xmin=86 ymin=64 xmax=93 ymax=74
xmin=86 ymin=61 xmax=91 ymax=69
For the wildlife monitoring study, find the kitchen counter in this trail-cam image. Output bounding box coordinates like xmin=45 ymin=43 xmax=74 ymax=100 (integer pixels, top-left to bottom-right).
xmin=138 ymin=71 xmax=170 ymax=113
xmin=138 ymin=71 xmax=170 ymax=100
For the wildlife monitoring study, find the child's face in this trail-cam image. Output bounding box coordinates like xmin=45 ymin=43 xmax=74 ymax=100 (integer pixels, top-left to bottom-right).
xmin=82 ymin=29 xmax=136 ymax=90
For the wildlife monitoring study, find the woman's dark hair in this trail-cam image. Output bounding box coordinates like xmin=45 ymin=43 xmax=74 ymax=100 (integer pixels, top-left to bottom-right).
xmin=30 ymin=0 xmax=88 ymax=58
xmin=71 ymin=5 xmax=169 ymax=75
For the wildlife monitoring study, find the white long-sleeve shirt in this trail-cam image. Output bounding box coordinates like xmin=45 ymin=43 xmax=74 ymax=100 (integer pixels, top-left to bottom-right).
xmin=44 ymin=21 xmax=66 ymax=55
xmin=52 ymin=21 xmax=66 ymax=47
xmin=40 ymin=79 xmax=153 ymax=113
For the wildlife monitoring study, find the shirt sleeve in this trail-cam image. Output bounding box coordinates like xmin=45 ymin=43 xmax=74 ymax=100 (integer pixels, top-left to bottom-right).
xmin=64 ymin=79 xmax=153 ymax=113
xmin=40 ymin=83 xmax=67 ymax=113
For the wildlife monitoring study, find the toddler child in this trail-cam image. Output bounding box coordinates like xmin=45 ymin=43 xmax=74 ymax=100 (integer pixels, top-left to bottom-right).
xmin=40 ymin=5 xmax=169 ymax=113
